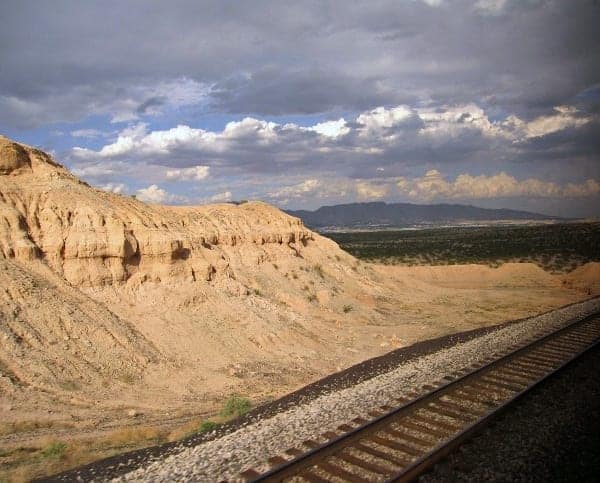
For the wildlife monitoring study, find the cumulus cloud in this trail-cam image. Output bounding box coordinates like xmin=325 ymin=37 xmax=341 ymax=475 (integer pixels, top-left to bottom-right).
xmin=396 ymin=170 xmax=600 ymax=201
xmin=136 ymin=184 xmax=187 ymax=204
xmin=417 ymin=104 xmax=502 ymax=139
xmin=99 ymin=182 xmax=127 ymax=194
xmin=269 ymin=179 xmax=322 ymax=200
xmin=356 ymin=181 xmax=389 ymax=200
xmin=356 ymin=106 xmax=415 ymax=135
xmin=165 ymin=165 xmax=210 ymax=181
xmin=136 ymin=185 xmax=168 ymax=203
xmin=516 ymin=106 xmax=591 ymax=139
xmin=309 ymin=118 xmax=350 ymax=138
xmin=71 ymin=161 xmax=127 ymax=181
xmin=210 ymin=191 xmax=233 ymax=202
xmin=70 ymin=103 xmax=595 ymax=182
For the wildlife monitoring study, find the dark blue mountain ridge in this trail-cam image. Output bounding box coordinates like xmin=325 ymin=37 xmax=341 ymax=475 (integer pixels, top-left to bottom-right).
xmin=286 ymin=201 xmax=560 ymax=229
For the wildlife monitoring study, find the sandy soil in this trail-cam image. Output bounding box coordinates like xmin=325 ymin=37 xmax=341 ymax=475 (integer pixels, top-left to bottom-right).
xmin=2 ymin=262 xmax=597 ymax=457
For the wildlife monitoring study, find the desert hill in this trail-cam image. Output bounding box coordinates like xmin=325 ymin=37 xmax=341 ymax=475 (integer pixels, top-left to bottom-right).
xmin=0 ymin=135 xmax=404 ymax=417
xmin=287 ymin=201 xmax=557 ymax=229
xmin=0 ymin=134 xmax=596 ymax=444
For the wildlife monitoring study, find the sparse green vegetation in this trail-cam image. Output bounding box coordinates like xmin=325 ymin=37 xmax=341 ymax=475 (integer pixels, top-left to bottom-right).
xmin=253 ymin=288 xmax=262 ymax=296
xmin=307 ymin=293 xmax=317 ymax=302
xmin=0 ymin=424 xmax=169 ymax=482
xmin=59 ymin=380 xmax=79 ymax=391
xmin=197 ymin=420 xmax=220 ymax=433
xmin=342 ymin=304 xmax=353 ymax=313
xmin=326 ymin=222 xmax=600 ymax=272
xmin=40 ymin=441 xmax=67 ymax=460
xmin=219 ymin=395 xmax=252 ymax=418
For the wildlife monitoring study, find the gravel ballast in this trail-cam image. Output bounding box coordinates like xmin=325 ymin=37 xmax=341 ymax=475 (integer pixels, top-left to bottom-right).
xmin=421 ymin=341 xmax=600 ymax=482
xmin=107 ymin=298 xmax=600 ymax=482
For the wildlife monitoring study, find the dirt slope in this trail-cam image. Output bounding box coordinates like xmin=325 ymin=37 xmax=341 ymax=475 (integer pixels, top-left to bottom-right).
xmin=0 ymin=135 xmax=400 ymax=415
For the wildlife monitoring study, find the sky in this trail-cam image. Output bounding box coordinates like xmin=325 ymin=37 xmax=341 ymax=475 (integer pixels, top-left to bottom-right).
xmin=1 ymin=0 xmax=599 ymax=217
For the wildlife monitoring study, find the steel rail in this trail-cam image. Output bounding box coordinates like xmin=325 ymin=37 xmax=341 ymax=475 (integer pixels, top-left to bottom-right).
xmin=245 ymin=311 xmax=600 ymax=483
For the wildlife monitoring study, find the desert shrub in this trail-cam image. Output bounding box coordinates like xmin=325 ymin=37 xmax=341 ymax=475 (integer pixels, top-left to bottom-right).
xmin=197 ymin=421 xmax=220 ymax=433
xmin=306 ymin=293 xmax=317 ymax=302
xmin=220 ymin=395 xmax=251 ymax=418
xmin=313 ymin=264 xmax=324 ymax=278
xmin=342 ymin=304 xmax=353 ymax=313
xmin=105 ymin=426 xmax=163 ymax=446
xmin=40 ymin=442 xmax=67 ymax=459
xmin=59 ymin=380 xmax=78 ymax=391
xmin=253 ymin=288 xmax=261 ymax=296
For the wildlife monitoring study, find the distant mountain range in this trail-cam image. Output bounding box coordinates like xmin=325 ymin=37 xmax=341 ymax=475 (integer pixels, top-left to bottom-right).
xmin=286 ymin=202 xmax=559 ymax=230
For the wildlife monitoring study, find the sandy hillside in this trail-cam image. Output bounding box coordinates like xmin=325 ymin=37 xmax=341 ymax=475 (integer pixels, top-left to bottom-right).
xmin=0 ymin=134 xmax=598 ymax=432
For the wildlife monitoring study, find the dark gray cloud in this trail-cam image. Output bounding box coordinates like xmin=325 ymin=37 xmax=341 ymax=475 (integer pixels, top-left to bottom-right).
xmin=1 ymin=0 xmax=599 ymax=127
xmin=211 ymin=68 xmax=417 ymax=115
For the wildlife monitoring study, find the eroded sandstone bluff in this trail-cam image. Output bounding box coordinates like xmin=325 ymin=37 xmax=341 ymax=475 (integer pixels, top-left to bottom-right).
xmin=0 ymin=135 xmax=393 ymax=412
xmin=0 ymin=135 xmax=312 ymax=287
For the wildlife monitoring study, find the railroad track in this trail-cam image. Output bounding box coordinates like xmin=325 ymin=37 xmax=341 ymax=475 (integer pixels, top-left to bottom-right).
xmin=240 ymin=312 xmax=600 ymax=483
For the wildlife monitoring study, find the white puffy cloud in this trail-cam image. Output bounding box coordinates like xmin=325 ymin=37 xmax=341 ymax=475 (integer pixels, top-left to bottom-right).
xmin=309 ymin=118 xmax=350 ymax=138
xmin=396 ymin=170 xmax=600 ymax=201
xmin=99 ymin=182 xmax=127 ymax=194
xmin=520 ymin=106 xmax=591 ymax=139
xmin=136 ymin=184 xmax=187 ymax=204
xmin=222 ymin=117 xmax=279 ymax=141
xmin=417 ymin=104 xmax=502 ymax=138
xmin=71 ymin=103 xmax=592 ymax=169
xmin=66 ymin=102 xmax=597 ymax=215
xmin=71 ymin=161 xmax=125 ymax=179
xmin=356 ymin=181 xmax=389 ymax=200
xmin=136 ymin=185 xmax=168 ymax=203
xmin=210 ymin=191 xmax=233 ymax=202
xmin=356 ymin=106 xmax=414 ymax=136
xmin=165 ymin=165 xmax=210 ymax=181
xmin=267 ymin=177 xmax=354 ymax=206
xmin=269 ymin=179 xmax=321 ymax=200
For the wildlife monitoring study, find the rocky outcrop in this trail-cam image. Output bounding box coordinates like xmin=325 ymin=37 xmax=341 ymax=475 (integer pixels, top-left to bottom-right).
xmin=0 ymin=257 xmax=159 ymax=393
xmin=0 ymin=136 xmax=313 ymax=288
xmin=0 ymin=136 xmax=343 ymax=399
xmin=0 ymin=138 xmax=31 ymax=174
